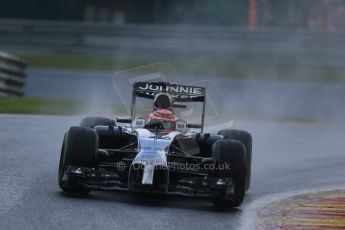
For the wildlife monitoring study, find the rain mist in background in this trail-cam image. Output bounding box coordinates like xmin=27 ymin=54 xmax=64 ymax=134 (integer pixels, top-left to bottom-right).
xmin=0 ymin=0 xmax=344 ymax=123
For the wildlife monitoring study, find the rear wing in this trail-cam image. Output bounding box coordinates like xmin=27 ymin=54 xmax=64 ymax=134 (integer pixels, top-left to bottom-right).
xmin=133 ymin=82 xmax=206 ymax=102
xmin=131 ymin=81 xmax=206 ymax=133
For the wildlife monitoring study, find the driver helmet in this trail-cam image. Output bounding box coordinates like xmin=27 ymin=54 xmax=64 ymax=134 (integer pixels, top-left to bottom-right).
xmin=148 ymin=109 xmax=177 ymax=132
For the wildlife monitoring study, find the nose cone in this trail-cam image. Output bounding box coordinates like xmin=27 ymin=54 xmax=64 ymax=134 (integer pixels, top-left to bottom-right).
xmin=129 ymin=143 xmax=168 ymax=191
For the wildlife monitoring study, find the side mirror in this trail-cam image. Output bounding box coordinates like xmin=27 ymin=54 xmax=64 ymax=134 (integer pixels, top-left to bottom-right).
xmin=173 ymin=103 xmax=187 ymax=109
xmin=187 ymin=123 xmax=202 ymax=129
xmin=116 ymin=117 xmax=133 ymax=124
xmin=133 ymin=118 xmax=145 ymax=128
xmin=176 ymin=121 xmax=187 ymax=133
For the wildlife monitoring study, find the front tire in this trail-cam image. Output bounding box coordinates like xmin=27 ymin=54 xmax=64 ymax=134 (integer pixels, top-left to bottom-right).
xmin=212 ymin=140 xmax=246 ymax=208
xmin=80 ymin=116 xmax=115 ymax=129
xmin=58 ymin=126 xmax=98 ymax=193
xmin=218 ymin=129 xmax=252 ymax=192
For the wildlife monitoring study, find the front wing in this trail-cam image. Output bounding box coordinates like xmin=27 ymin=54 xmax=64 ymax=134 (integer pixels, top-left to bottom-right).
xmin=60 ymin=154 xmax=234 ymax=199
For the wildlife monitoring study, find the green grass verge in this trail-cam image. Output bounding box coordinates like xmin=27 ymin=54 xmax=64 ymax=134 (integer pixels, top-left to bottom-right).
xmin=0 ymin=97 xmax=86 ymax=115
xmin=0 ymin=97 xmax=128 ymax=115
xmin=19 ymin=53 xmax=150 ymax=71
xmin=18 ymin=53 xmax=345 ymax=83
xmin=0 ymin=97 xmax=183 ymax=116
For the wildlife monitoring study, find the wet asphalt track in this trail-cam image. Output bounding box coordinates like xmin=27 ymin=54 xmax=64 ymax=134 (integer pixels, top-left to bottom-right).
xmin=0 ymin=114 xmax=344 ymax=230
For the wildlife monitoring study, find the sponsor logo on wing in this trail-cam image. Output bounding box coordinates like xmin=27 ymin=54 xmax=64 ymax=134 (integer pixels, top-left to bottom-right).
xmin=138 ymin=83 xmax=203 ymax=95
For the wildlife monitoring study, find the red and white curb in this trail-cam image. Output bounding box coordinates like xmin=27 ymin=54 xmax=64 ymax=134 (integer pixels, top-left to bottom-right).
xmin=241 ymin=186 xmax=345 ymax=230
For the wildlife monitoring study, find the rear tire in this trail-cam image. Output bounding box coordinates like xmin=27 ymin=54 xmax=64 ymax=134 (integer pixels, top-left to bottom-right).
xmin=212 ymin=140 xmax=246 ymax=208
xmin=218 ymin=129 xmax=252 ymax=191
xmin=58 ymin=126 xmax=98 ymax=194
xmin=80 ymin=117 xmax=115 ymax=129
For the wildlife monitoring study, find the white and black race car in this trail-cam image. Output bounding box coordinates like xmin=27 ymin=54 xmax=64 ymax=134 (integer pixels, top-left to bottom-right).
xmin=58 ymin=81 xmax=252 ymax=208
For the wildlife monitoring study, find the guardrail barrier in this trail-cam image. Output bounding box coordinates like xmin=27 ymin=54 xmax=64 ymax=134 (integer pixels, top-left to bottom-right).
xmin=0 ymin=51 xmax=26 ymax=97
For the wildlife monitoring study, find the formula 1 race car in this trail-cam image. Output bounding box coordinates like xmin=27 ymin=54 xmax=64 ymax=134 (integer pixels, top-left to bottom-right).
xmin=58 ymin=81 xmax=252 ymax=208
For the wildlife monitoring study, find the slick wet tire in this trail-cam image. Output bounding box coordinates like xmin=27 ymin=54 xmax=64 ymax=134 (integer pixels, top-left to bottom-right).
xmin=80 ymin=117 xmax=116 ymax=129
xmin=212 ymin=140 xmax=246 ymax=208
xmin=218 ymin=129 xmax=252 ymax=192
xmin=58 ymin=126 xmax=98 ymax=193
